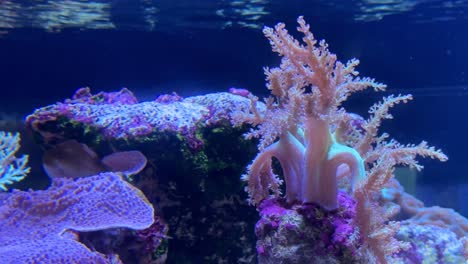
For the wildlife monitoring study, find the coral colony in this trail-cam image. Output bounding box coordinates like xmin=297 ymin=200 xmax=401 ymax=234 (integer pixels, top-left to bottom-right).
xmin=234 ymin=17 xmax=465 ymax=263
xmin=0 ymin=16 xmax=467 ymax=263
xmin=0 ymin=173 xmax=154 ymax=263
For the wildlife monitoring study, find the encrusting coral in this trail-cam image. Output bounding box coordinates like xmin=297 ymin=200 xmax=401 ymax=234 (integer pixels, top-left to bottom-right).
xmin=235 ymin=16 xmax=450 ymax=263
xmin=0 ymin=172 xmax=155 ymax=263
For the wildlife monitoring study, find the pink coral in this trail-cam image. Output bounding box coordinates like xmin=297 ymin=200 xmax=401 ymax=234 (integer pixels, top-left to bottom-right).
xmin=237 ymin=16 xmax=387 ymax=209
xmin=237 ymin=16 xmax=448 ymax=263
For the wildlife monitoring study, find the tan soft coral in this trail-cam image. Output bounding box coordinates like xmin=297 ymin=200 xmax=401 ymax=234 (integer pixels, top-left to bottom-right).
xmin=235 ymin=16 xmax=449 ymax=263
xmin=236 ymin=16 xmax=387 ymax=209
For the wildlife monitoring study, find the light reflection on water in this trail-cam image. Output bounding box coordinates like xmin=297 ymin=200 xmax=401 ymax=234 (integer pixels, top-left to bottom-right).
xmin=0 ymin=0 xmax=466 ymax=35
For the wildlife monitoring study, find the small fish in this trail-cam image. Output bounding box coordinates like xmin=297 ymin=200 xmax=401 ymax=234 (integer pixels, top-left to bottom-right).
xmin=228 ymin=87 xmax=251 ymax=97
xmin=42 ymin=140 xmax=147 ymax=180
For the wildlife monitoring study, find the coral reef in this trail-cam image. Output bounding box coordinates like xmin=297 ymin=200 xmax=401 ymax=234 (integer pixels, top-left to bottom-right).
xmin=25 ymin=88 xmax=262 ymax=263
xmin=7 ymin=16 xmax=466 ymax=264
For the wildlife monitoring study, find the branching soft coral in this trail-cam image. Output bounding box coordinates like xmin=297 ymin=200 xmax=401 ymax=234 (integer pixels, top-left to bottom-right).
xmin=237 ymin=16 xmax=385 ymax=209
xmin=236 ymin=16 xmax=448 ymax=263
xmin=0 ymin=131 xmax=30 ymax=191
xmin=347 ymin=95 xmax=447 ymax=263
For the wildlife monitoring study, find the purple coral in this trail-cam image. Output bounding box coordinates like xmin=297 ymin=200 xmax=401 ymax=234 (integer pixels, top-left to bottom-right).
xmin=26 ymin=88 xmax=253 ymax=150
xmin=255 ymin=191 xmax=362 ymax=263
xmin=0 ymin=172 xmax=154 ymax=263
xmin=66 ymin=86 xmax=139 ymax=105
xmin=136 ymin=216 xmax=169 ymax=254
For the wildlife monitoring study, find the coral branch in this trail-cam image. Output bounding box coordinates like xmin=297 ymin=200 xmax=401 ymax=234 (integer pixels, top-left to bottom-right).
xmin=0 ymin=131 xmax=30 ymax=191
